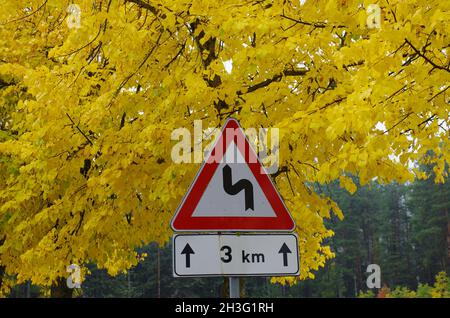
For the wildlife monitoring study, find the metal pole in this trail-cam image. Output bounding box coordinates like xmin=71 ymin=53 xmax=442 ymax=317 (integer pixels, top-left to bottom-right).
xmin=229 ymin=277 xmax=240 ymax=298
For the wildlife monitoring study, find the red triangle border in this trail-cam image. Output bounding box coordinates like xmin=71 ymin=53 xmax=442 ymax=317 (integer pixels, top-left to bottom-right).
xmin=171 ymin=118 xmax=295 ymax=232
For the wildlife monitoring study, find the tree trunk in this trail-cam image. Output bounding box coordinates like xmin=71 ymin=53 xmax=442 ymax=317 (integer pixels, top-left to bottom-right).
xmin=239 ymin=277 xmax=245 ymax=298
xmin=0 ymin=265 xmax=4 ymax=291
xmin=355 ymin=256 xmax=361 ymax=294
xmin=157 ymin=246 xmax=161 ymax=298
xmin=50 ymin=277 xmax=73 ymax=298
xmin=221 ymin=277 xmax=229 ymax=297
xmin=446 ymin=208 xmax=450 ymax=269
xmin=0 ymin=237 xmax=4 ymax=291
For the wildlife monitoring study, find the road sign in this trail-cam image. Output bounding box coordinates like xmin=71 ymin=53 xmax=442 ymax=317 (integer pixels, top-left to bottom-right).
xmin=173 ymin=234 xmax=299 ymax=277
xmin=171 ymin=117 xmax=295 ymax=232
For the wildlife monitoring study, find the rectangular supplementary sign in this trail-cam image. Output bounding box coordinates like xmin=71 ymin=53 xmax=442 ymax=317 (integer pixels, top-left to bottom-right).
xmin=173 ymin=234 xmax=299 ymax=277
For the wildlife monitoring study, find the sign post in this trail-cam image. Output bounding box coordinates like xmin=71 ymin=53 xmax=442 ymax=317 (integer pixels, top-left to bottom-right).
xmin=171 ymin=118 xmax=299 ymax=298
xmin=229 ymin=277 xmax=239 ymax=298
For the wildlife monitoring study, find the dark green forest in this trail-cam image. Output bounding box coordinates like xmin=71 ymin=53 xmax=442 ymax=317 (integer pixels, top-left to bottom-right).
xmin=8 ymin=168 xmax=450 ymax=298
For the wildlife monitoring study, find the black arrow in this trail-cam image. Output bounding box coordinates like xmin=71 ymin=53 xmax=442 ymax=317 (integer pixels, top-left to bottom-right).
xmin=278 ymin=243 xmax=292 ymax=267
xmin=222 ymin=164 xmax=254 ymax=211
xmin=181 ymin=243 xmax=195 ymax=268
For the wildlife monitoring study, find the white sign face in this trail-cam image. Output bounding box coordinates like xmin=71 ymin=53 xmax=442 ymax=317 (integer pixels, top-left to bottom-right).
xmin=192 ymin=143 xmax=276 ymax=217
xmin=173 ymin=234 xmax=299 ymax=277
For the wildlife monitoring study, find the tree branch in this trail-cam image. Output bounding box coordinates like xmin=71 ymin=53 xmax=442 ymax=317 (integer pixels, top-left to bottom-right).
xmin=428 ymin=85 xmax=449 ymax=102
xmin=66 ymin=113 xmax=93 ymax=146
xmin=307 ymin=97 xmax=347 ymax=115
xmin=383 ymin=112 xmax=413 ymax=134
xmin=281 ymin=14 xmax=326 ymax=28
xmin=238 ymin=69 xmax=308 ymax=95
xmin=418 ymin=114 xmax=436 ymax=127
xmin=2 ymin=0 xmax=48 ymax=25
xmin=164 ymin=41 xmax=186 ymax=69
xmin=125 ymin=0 xmax=159 ymax=16
xmin=280 ymin=13 xmax=345 ymax=29
xmin=405 ymin=38 xmax=450 ymax=73
xmin=116 ymin=31 xmax=162 ymax=94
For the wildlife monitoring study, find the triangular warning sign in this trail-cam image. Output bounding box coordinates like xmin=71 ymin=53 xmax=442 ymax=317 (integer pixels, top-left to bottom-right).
xmin=171 ymin=118 xmax=295 ymax=232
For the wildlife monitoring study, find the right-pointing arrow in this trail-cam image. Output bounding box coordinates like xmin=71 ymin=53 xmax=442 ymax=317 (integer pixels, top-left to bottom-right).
xmin=181 ymin=243 xmax=195 ymax=268
xmin=278 ymin=243 xmax=292 ymax=267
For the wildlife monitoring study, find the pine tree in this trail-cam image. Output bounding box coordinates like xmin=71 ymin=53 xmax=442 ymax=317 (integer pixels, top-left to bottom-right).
xmin=408 ymin=165 xmax=450 ymax=284
xmin=379 ymin=183 xmax=415 ymax=288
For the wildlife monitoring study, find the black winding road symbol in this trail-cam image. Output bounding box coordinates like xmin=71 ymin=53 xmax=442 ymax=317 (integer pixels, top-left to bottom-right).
xmin=222 ymin=164 xmax=254 ymax=211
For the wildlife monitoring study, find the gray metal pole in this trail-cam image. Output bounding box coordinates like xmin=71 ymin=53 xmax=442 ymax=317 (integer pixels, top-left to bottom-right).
xmin=229 ymin=277 xmax=240 ymax=298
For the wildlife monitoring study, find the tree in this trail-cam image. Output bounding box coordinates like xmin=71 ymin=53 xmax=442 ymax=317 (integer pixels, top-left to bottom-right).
xmin=379 ymin=183 xmax=416 ymax=288
xmin=408 ymin=164 xmax=450 ymax=284
xmin=430 ymin=271 xmax=450 ymax=298
xmin=82 ymin=243 xmax=224 ymax=298
xmin=0 ymin=0 xmax=448 ymax=294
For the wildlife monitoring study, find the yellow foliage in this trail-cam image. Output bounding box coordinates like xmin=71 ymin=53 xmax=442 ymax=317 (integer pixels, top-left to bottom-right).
xmin=431 ymin=271 xmax=450 ymax=298
xmin=0 ymin=0 xmax=449 ymax=291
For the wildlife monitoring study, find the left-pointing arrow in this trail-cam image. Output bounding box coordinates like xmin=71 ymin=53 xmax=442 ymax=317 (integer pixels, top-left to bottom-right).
xmin=181 ymin=243 xmax=195 ymax=268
